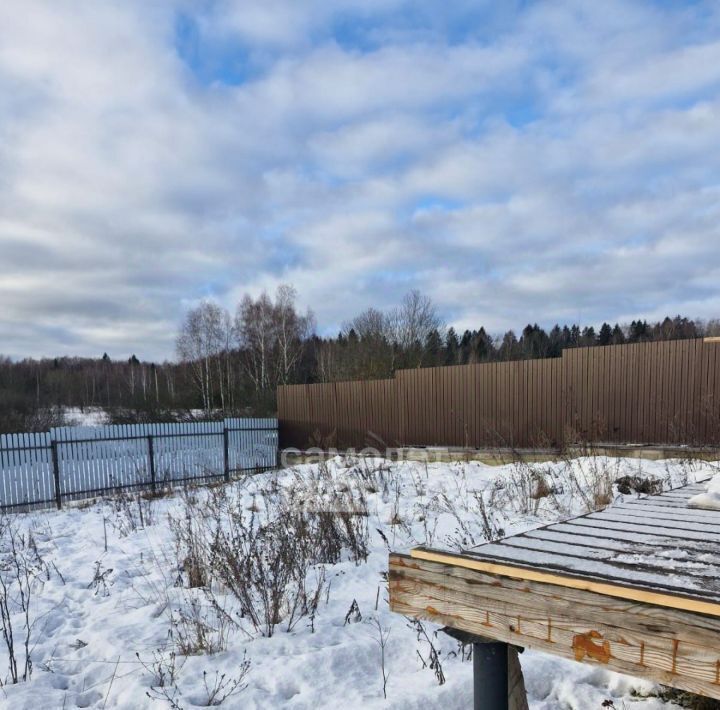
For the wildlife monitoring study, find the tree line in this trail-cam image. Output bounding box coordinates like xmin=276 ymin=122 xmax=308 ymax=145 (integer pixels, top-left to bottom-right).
xmin=1 ymin=284 xmax=718 ymax=432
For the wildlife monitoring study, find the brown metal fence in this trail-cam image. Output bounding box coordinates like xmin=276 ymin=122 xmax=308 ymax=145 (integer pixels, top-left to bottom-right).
xmin=278 ymin=338 xmax=720 ymax=449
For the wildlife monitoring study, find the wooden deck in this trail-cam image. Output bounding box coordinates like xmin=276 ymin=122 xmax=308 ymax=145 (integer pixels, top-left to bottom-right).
xmin=389 ymin=477 xmax=720 ymax=700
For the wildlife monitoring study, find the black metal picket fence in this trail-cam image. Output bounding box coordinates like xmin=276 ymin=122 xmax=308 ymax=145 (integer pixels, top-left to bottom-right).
xmin=0 ymin=418 xmax=278 ymax=511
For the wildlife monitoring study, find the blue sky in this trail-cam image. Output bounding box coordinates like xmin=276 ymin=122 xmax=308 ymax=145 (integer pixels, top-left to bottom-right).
xmin=1 ymin=0 xmax=719 ymax=360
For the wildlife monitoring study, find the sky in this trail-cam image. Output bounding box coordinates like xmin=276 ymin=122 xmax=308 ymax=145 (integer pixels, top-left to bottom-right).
xmin=1 ymin=0 xmax=720 ymax=361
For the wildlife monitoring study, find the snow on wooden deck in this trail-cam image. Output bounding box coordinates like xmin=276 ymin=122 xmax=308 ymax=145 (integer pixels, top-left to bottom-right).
xmin=458 ymin=478 xmax=720 ymax=605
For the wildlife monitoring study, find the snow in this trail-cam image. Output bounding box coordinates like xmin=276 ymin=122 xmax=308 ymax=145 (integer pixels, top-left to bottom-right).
xmin=688 ymin=474 xmax=720 ymax=510
xmin=63 ymin=407 xmax=111 ymax=427
xmin=0 ymin=455 xmax=714 ymax=709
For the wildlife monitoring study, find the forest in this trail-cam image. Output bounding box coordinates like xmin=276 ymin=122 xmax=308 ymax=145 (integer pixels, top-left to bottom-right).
xmin=0 ymin=285 xmax=717 ymax=433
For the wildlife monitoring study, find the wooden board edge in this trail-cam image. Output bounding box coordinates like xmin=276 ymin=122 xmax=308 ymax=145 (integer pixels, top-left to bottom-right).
xmin=407 ymin=548 xmax=720 ymax=618
xmin=388 ymin=557 xmax=720 ymax=701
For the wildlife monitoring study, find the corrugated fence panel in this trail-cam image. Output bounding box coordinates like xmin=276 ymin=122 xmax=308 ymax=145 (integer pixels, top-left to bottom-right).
xmin=278 ymin=339 xmax=720 ymax=450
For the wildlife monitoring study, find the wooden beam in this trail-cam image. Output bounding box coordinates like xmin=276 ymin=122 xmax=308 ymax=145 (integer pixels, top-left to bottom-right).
xmin=704 ymin=337 xmax=720 ymax=344
xmin=389 ymin=552 xmax=720 ymax=700
xmin=409 ymin=547 xmax=720 ymax=618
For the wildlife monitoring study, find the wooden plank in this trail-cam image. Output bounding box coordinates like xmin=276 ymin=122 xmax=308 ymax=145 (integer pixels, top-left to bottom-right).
xmin=457 ymin=539 xmax=720 ymax=592
xmin=389 ymin=552 xmax=720 ymax=699
xmin=523 ymin=526 xmax=720 ymax=557
xmin=559 ymin=517 xmax=719 ymax=544
xmin=405 ymin=474 xmax=720 ymax=617
xmin=432 ymin=477 xmax=720 ymax=602
xmin=481 ymin=535 xmax=720 ymax=580
xmin=392 ymin=554 xmax=720 ymax=644
xmin=406 ymin=547 xmax=720 ymax=618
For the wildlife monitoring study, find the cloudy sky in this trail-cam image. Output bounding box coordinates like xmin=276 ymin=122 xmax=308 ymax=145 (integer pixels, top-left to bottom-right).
xmin=1 ymin=0 xmax=719 ymax=361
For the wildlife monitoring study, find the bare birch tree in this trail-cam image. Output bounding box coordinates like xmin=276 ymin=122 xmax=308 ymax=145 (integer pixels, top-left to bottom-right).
xmin=176 ymin=301 xmax=229 ymax=414
xmin=275 ymin=285 xmax=314 ymax=385
xmin=389 ymin=289 xmax=442 ymax=368
xmin=235 ymin=286 xmax=314 ymax=391
xmin=235 ymin=293 xmax=275 ymax=392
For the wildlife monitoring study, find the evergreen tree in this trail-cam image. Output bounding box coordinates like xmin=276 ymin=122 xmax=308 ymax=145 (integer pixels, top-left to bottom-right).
xmin=548 ymin=325 xmax=564 ymax=357
xmin=474 ymin=327 xmax=494 ymax=362
xmin=629 ymin=320 xmax=649 ymax=342
xmin=520 ymin=323 xmax=549 ymax=359
xmin=561 ymin=326 xmax=572 ymax=349
xmin=498 ymin=330 xmax=519 ymax=361
xmin=459 ymin=330 xmax=473 ymax=364
xmin=581 ymin=326 xmax=596 ymax=346
xmin=423 ymin=329 xmax=443 ymax=366
xmin=569 ymin=325 xmax=581 ymax=346
xmin=444 ymin=328 xmax=459 ymax=365
xmin=598 ymin=323 xmax=613 ymax=345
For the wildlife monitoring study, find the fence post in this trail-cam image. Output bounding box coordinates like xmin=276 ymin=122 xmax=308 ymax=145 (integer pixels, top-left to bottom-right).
xmin=275 ymin=422 xmax=281 ymax=469
xmin=51 ymin=440 xmax=61 ymax=509
xmin=147 ymin=435 xmax=156 ymax=493
xmin=223 ymin=428 xmax=230 ymax=482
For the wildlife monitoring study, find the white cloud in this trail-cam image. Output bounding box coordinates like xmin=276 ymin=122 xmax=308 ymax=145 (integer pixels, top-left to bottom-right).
xmin=0 ymin=0 xmax=719 ymax=359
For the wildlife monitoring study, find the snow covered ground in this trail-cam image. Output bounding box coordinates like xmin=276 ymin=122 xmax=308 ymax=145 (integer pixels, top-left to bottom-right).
xmin=63 ymin=408 xmax=112 ymax=427
xmin=0 ymin=454 xmax=715 ymax=709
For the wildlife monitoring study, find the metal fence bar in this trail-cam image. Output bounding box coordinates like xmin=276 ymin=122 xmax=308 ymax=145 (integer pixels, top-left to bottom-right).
xmin=0 ymin=418 xmax=278 ymax=512
xmin=51 ymin=440 xmax=60 ymax=510
xmin=223 ymin=428 xmax=230 ymax=482
xmin=148 ymin=435 xmax=156 ymax=494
